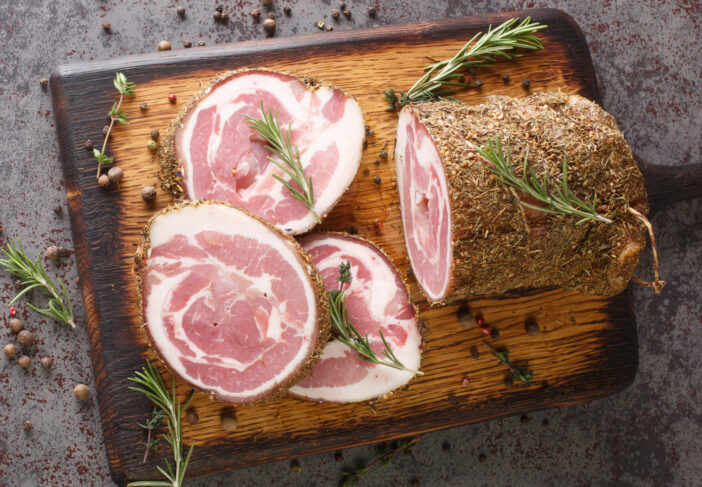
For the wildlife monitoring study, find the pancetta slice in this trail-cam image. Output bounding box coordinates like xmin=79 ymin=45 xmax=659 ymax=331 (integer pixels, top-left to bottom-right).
xmin=136 ymin=201 xmax=329 ymax=404
xmin=289 ymin=233 xmax=422 ymax=403
xmin=164 ymin=69 xmax=365 ymax=235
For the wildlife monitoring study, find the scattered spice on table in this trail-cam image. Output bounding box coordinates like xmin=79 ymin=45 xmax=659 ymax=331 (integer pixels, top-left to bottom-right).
xmin=290 ymin=459 xmax=301 ymax=473
xmin=39 ymin=78 xmax=48 ymax=88
xmin=183 ymin=40 xmax=192 ymax=48
xmin=263 ymin=18 xmax=276 ymax=34
xmin=40 ymin=356 xmax=54 ymax=369
xmin=502 ymin=74 xmax=510 ymax=83
xmin=23 ymin=420 xmax=33 ymax=431
xmin=332 ymin=9 xmax=340 ymax=19
xmin=198 ymin=40 xmax=205 ymax=46
xmin=9 ymin=318 xmax=23 ymax=333
xmin=177 ymin=6 xmax=185 ymax=17
xmin=3 ymin=343 xmax=17 ymax=357
xmin=102 ymin=22 xmax=111 ymax=31
xmin=74 ymin=384 xmax=90 ymax=401
xmin=140 ymin=102 xmax=148 ymax=111
xmin=158 ymin=40 xmax=172 ymax=51
xmin=368 ymin=6 xmax=377 ymax=17
xmin=340 ymin=436 xmax=424 ymax=487
xmin=251 ymin=8 xmax=261 ymax=20
xmin=283 ymin=5 xmax=291 ymax=15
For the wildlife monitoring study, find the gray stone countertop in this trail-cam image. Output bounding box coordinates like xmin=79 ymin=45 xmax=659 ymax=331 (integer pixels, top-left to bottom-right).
xmin=0 ymin=1 xmax=700 ymax=486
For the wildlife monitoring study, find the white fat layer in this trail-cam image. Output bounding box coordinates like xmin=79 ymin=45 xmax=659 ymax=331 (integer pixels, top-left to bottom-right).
xmin=289 ymin=235 xmax=422 ymax=402
xmin=395 ymin=110 xmax=452 ymax=301
xmin=145 ymin=204 xmax=318 ymax=400
xmin=179 ymin=72 xmax=364 ymax=235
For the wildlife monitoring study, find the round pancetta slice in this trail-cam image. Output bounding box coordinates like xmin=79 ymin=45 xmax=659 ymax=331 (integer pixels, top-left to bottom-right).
xmin=289 ymin=233 xmax=422 ymax=403
xmin=136 ymin=201 xmax=329 ymax=404
xmin=162 ymin=68 xmax=365 ymax=235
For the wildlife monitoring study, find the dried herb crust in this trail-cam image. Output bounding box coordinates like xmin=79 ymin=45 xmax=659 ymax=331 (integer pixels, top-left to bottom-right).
xmin=404 ymin=93 xmax=649 ymax=302
xmin=288 ymin=231 xmax=425 ymax=404
xmin=134 ymin=200 xmax=331 ymax=405
xmin=158 ymin=67 xmax=361 ymax=200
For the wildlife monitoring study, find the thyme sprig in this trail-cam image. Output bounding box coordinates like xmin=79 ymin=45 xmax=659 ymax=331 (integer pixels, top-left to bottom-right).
xmin=384 ymin=16 xmax=546 ymax=110
xmin=138 ymin=408 xmax=167 ymax=464
xmin=95 ymin=72 xmax=135 ymax=179
xmin=128 ymin=361 xmax=195 ymax=487
xmin=0 ymin=239 xmax=75 ymax=329
xmin=330 ymin=261 xmax=422 ymax=376
xmin=340 ymin=436 xmax=424 ymax=487
xmin=482 ymin=340 xmax=533 ymax=385
xmin=476 ymin=137 xmax=613 ymax=224
xmin=245 ymin=103 xmax=321 ymax=223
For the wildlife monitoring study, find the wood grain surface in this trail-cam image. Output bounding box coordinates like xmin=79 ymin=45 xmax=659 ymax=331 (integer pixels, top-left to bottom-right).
xmin=48 ymin=9 xmax=682 ymax=485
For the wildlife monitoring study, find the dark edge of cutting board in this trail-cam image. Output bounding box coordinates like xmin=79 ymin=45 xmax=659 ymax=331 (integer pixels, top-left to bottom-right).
xmin=48 ymin=8 xmax=701 ymax=485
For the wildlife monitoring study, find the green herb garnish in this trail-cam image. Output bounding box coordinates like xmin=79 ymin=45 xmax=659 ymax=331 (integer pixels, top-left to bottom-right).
xmin=95 ymin=72 xmax=135 ymax=179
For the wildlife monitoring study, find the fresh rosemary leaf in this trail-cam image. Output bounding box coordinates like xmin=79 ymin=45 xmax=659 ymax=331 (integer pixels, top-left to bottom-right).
xmin=476 ymin=136 xmax=613 ymax=224
xmin=483 ymin=340 xmax=533 ymax=385
xmin=329 ymin=261 xmax=422 ymax=376
xmin=128 ymin=361 xmax=195 ymax=487
xmin=0 ymin=239 xmax=75 ymax=329
xmin=385 ymin=16 xmax=547 ymax=110
xmin=245 ymin=102 xmax=321 ymax=224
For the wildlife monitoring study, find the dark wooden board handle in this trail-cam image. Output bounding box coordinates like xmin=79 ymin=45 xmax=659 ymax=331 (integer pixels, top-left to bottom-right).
xmin=637 ymin=156 xmax=702 ymax=215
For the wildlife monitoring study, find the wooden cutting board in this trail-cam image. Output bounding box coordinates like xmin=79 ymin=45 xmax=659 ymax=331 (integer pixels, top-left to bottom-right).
xmin=49 ymin=8 xmax=702 ymax=485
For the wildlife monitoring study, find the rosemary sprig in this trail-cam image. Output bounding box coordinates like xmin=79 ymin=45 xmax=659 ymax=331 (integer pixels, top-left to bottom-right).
xmin=128 ymin=361 xmax=195 ymax=487
xmin=476 ymin=137 xmax=613 ymax=224
xmin=95 ymin=72 xmax=135 ymax=179
xmin=245 ymin=103 xmax=321 ymax=223
xmin=330 ymin=261 xmax=422 ymax=376
xmin=138 ymin=408 xmax=167 ymax=464
xmin=340 ymin=436 xmax=424 ymax=487
xmin=384 ymin=16 xmax=547 ymax=110
xmin=483 ymin=340 xmax=533 ymax=385
xmin=0 ymin=239 xmax=75 ymax=329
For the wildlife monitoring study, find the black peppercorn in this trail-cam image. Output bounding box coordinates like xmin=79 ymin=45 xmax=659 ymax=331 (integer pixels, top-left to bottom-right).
xmin=150 ymin=129 xmax=160 ymax=141
xmin=502 ymin=74 xmax=510 ymax=83
xmin=40 ymin=78 xmax=49 ymax=88
xmin=84 ymin=139 xmax=93 ymax=151
xmin=490 ymin=327 xmax=499 ymax=339
xmin=525 ymin=316 xmax=540 ymax=336
xmin=441 ymin=441 xmax=450 ymax=451
xmin=368 ymin=6 xmax=376 ymax=17
xmin=221 ymin=409 xmax=238 ymax=431
xmin=177 ymin=6 xmax=185 ymax=17
xmin=373 ymin=159 xmax=380 ymax=166
xmin=140 ymin=101 xmax=148 ymax=111
xmin=347 ymin=225 xmax=358 ymax=235
xmin=267 ymin=12 xmax=275 ymax=19
xmin=470 ymin=346 xmax=480 ymax=359
xmin=504 ymin=375 xmax=513 ymax=387
xmin=23 ymin=420 xmax=33 ymax=431
xmin=331 ymin=9 xmax=340 ymax=19
xmin=141 ymin=186 xmax=157 ymax=202
xmin=186 ymin=409 xmax=199 ymax=425
xmin=339 ymin=1 xmax=346 ymax=8
xmin=478 ymin=453 xmax=486 ymax=462
xmin=283 ymin=5 xmax=291 ymax=15
xmin=542 ymin=418 xmax=550 ymax=426
xmin=290 ymin=460 xmax=301 ymax=473
xmin=379 ymin=150 xmax=387 ymax=159
xmin=343 ymin=8 xmax=351 ymax=17
xmin=520 ymin=414 xmax=530 ymax=424
xmin=221 ymin=11 xmax=229 ymax=21
xmin=373 ymin=176 xmax=381 ymax=185
xmin=457 ymin=307 xmax=476 ymax=329
xmin=213 ymin=10 xmax=222 ymax=21
xmin=411 ymin=480 xmax=420 ymax=487
xmin=198 ymin=40 xmax=205 ymax=46
xmin=53 ymin=204 xmax=63 ymax=215
xmin=522 ymin=78 xmax=531 ymax=88
xmin=473 ymin=79 xmax=483 ymax=88
xmin=215 ymin=5 xmax=223 ymax=12
xmin=334 ymin=451 xmax=343 ymax=462
xmin=183 ymin=40 xmax=192 ymax=48
xmin=102 ymin=125 xmax=109 ymax=135
xmin=14 ymin=279 xmax=23 ymax=290
xmin=102 ymin=22 xmax=111 ymax=31
xmin=251 ymin=8 xmax=261 ymax=19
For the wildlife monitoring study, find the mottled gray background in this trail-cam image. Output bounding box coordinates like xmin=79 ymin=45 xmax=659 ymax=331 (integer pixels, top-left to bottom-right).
xmin=0 ymin=1 xmax=700 ymax=486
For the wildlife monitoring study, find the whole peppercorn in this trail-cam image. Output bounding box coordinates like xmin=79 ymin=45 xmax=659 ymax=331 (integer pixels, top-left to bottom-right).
xmin=525 ymin=316 xmax=540 ymax=336
xmin=98 ymin=174 xmax=110 ymax=188
xmin=220 ymin=410 xmax=238 ymax=431
xmin=504 ymin=375 xmax=514 ymax=387
xmin=198 ymin=40 xmax=205 ymax=46
xmin=502 ymin=74 xmax=510 ymax=83
xmin=379 ymin=149 xmax=387 ymax=159
xmin=470 ymin=346 xmax=480 ymax=359
xmin=267 ymin=12 xmax=275 ymax=19
xmin=74 ymin=384 xmax=90 ymax=401
xmin=473 ymin=79 xmax=483 ymax=88
xmin=102 ymin=125 xmax=110 ymax=135
xmin=215 ymin=4 xmax=224 ymax=11
xmin=53 ymin=204 xmax=63 ymax=215
xmin=9 ymin=318 xmax=23 ymax=333
xmin=14 ymin=279 xmax=24 ymax=290
xmin=141 ymin=186 xmax=157 ymax=202
xmin=150 ymin=129 xmax=160 ymax=141
xmin=339 ymin=1 xmax=346 ymax=8
xmin=213 ymin=10 xmax=222 ymax=20
xmin=84 ymin=139 xmax=93 ymax=151
xmin=146 ymin=140 xmax=159 ymax=152
xmin=490 ymin=327 xmax=500 ymax=338
xmin=177 ymin=6 xmax=186 ymax=17
xmin=373 ymin=159 xmax=380 ymax=166
xmin=521 ymin=78 xmax=531 ymax=88
xmin=102 ymin=21 xmax=111 ymax=31
xmin=290 ymin=460 xmax=301 ymax=473
xmin=40 ymin=78 xmax=49 ymax=88
xmin=542 ymin=418 xmax=550 ymax=426
xmin=331 ymin=9 xmax=340 ymax=19
xmin=17 ymin=330 xmax=34 ymax=347
xmin=334 ymin=451 xmax=343 ymax=462
xmin=343 ymin=8 xmax=351 ymax=18
xmin=46 ymin=245 xmax=61 ymax=261
xmin=283 ymin=5 xmax=291 ymax=15
xmin=456 ymin=307 xmax=476 ymax=329
xmin=108 ymin=167 xmax=124 ymax=184
xmin=373 ymin=176 xmax=381 ymax=185
xmin=520 ymin=414 xmax=530 ymax=424
xmin=140 ymin=102 xmax=148 ymax=111
xmin=251 ymin=8 xmax=261 ymax=20
xmin=221 ymin=11 xmax=230 ymax=22
xmin=40 ymin=356 xmax=54 ymax=369
xmin=368 ymin=6 xmax=376 ymax=17
xmin=158 ymin=40 xmax=172 ymax=51
xmin=263 ymin=18 xmax=276 ymax=34
xmin=478 ymin=453 xmax=487 ymax=462
xmin=183 ymin=40 xmax=192 ymax=48
xmin=326 ymin=25 xmax=333 ymax=31
xmin=168 ymin=93 xmax=177 ymax=104
xmin=3 ymin=343 xmax=17 ymax=358
xmin=186 ymin=409 xmax=199 ymax=425
xmin=23 ymin=420 xmax=33 ymax=431
xmin=18 ymin=355 xmax=31 ymax=368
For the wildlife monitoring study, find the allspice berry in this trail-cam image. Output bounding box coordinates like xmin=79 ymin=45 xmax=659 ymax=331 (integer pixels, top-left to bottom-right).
xmin=40 ymin=356 xmax=54 ymax=369
xmin=18 ymin=355 xmax=31 ymax=368
xmin=9 ymin=318 xmax=23 ymax=334
xmin=3 ymin=343 xmax=17 ymax=358
xmin=158 ymin=40 xmax=172 ymax=51
xmin=17 ymin=329 xmax=34 ymax=347
xmin=108 ymin=167 xmax=124 ymax=184
xmin=177 ymin=6 xmax=186 ymax=16
xmin=146 ymin=140 xmax=158 ymax=152
xmin=23 ymin=420 xmax=33 ymax=431
xmin=46 ymin=245 xmax=61 ymax=261
xmin=74 ymin=384 xmax=90 ymax=401
xmin=40 ymin=78 xmax=49 ymax=88
xmin=141 ymin=186 xmax=157 ymax=202
xmin=220 ymin=409 xmax=238 ymax=431
xmin=263 ymin=18 xmax=276 ymax=34
xmin=98 ymin=174 xmax=111 ymax=187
